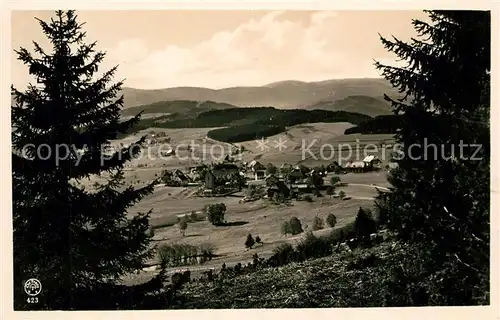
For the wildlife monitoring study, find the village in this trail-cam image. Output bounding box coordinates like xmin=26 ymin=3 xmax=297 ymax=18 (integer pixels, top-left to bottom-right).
xmin=156 ymin=152 xmax=386 ymax=202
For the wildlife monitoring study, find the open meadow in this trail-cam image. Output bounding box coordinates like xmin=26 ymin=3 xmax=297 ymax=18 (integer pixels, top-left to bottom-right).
xmin=83 ymin=123 xmax=395 ymax=285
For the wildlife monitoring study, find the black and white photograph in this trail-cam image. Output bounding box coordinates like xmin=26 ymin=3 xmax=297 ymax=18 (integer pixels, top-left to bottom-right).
xmin=5 ymin=2 xmax=496 ymax=315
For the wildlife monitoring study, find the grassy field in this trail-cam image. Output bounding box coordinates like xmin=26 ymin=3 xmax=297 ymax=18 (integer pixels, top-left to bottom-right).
xmin=79 ymin=123 xmax=394 ymax=286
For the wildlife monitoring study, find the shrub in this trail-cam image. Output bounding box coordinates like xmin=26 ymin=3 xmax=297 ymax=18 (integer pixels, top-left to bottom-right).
xmin=280 ymin=221 xmax=292 ymax=236
xmin=338 ymin=190 xmax=346 ymax=199
xmin=255 ymin=235 xmax=262 ymax=244
xmin=171 ymin=270 xmax=191 ymax=291
xmin=245 ymin=234 xmax=255 ymax=249
xmin=354 ymin=207 xmax=377 ymax=241
xmin=289 ymin=216 xmax=304 ymax=235
xmin=158 ymin=243 xmax=199 ymax=267
xmin=266 ymin=163 xmax=278 ymax=175
xmin=326 ymin=186 xmax=335 ymax=197
xmin=312 ymin=216 xmax=324 ymax=231
xmin=296 ymin=231 xmax=333 ymax=261
xmin=324 ymin=222 xmax=356 ymax=246
xmin=326 ymin=213 xmax=337 ymax=228
xmin=206 ymin=203 xmax=226 ymax=226
xmin=304 ymin=195 xmax=313 ymax=202
xmin=146 ymin=227 xmax=155 ymax=238
xmin=178 ymin=217 xmax=188 ymax=236
xmin=330 ymin=175 xmax=341 ymax=186
xmin=246 ymin=185 xmax=257 ymax=198
xmin=199 ymin=243 xmax=216 ymax=263
xmin=346 ymin=253 xmax=381 ymax=270
xmin=270 ymin=243 xmax=296 ymax=266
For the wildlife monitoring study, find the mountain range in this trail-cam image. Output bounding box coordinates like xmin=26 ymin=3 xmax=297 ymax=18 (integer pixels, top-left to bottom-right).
xmin=120 ymin=78 xmax=399 ymax=116
xmin=11 ymin=78 xmax=399 ymax=118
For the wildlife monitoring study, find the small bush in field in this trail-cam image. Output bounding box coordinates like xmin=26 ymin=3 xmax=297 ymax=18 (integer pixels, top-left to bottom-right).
xmin=326 ymin=213 xmax=337 ymax=228
xmin=289 ymin=216 xmax=303 ymax=235
xmin=178 ymin=217 xmax=188 ymax=236
xmin=312 ymin=216 xmax=324 ymax=231
xmin=245 ymin=234 xmax=255 ymax=249
xmin=281 ymin=221 xmax=292 ymax=236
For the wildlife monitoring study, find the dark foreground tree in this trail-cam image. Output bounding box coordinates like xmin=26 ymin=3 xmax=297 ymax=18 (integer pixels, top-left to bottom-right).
xmin=375 ymin=11 xmax=490 ymax=305
xmin=12 ymin=10 xmax=165 ymax=309
xmin=354 ymin=208 xmax=377 ymax=240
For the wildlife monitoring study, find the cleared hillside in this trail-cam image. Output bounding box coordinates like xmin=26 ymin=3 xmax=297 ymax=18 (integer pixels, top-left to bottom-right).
xmin=120 ymin=107 xmax=371 ymax=139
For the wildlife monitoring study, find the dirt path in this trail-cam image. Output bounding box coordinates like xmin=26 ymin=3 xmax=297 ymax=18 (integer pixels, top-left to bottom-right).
xmin=347 ymin=183 xmax=390 ymax=191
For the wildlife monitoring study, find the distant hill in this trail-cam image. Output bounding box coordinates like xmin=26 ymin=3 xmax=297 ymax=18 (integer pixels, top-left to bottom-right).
xmin=121 ymin=100 xmax=236 ymax=117
xmin=120 ymin=78 xmax=400 ymax=109
xmin=305 ymin=95 xmax=392 ymax=117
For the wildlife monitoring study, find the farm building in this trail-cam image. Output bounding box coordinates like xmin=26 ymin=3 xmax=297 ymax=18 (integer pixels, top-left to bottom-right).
xmin=204 ymin=162 xmax=241 ymax=189
xmin=288 ymin=183 xmax=311 ymax=194
xmin=327 ymin=161 xmax=343 ymax=173
xmin=160 ymin=149 xmax=175 ymax=157
xmin=173 ymin=169 xmax=192 ymax=184
xmin=248 ymin=160 xmax=266 ymax=180
xmin=344 ymin=156 xmax=381 ymax=173
xmin=345 ymin=161 xmax=366 ymax=173
xmin=362 ymin=155 xmax=381 ymax=168
xmin=266 ymin=182 xmax=290 ymax=200
xmin=264 ymin=174 xmax=290 ymax=199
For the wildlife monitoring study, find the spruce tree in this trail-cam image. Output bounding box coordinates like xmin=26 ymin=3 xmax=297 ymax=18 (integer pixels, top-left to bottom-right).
xmin=374 ymin=11 xmax=490 ymax=304
xmin=12 ymin=10 xmax=160 ymax=309
xmin=353 ymin=207 xmax=376 ymax=240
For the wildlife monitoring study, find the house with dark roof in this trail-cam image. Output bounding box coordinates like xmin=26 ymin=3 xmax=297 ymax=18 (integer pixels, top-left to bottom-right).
xmin=173 ymin=169 xmax=192 ymax=184
xmin=265 ymin=174 xmax=290 ymax=200
xmin=204 ymin=162 xmax=241 ymax=189
xmin=363 ymin=155 xmax=381 ymax=169
xmin=247 ymin=160 xmax=266 ymax=180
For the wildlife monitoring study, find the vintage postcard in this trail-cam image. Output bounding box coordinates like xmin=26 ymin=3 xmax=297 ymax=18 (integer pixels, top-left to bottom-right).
xmin=3 ymin=1 xmax=498 ymax=319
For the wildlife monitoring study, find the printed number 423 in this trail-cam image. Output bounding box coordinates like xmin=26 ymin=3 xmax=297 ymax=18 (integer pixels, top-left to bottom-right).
xmin=27 ymin=297 xmax=38 ymax=304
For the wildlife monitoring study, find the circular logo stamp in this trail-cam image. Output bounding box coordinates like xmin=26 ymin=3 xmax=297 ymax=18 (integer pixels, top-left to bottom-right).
xmin=24 ymin=278 xmax=42 ymax=296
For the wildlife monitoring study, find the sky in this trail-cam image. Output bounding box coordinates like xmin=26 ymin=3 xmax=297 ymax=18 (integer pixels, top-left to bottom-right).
xmin=11 ymin=10 xmax=428 ymax=90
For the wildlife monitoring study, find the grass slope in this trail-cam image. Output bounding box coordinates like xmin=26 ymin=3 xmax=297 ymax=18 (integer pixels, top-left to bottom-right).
xmin=176 ymin=241 xmax=401 ymax=308
xmin=121 ymin=107 xmax=372 ymax=141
